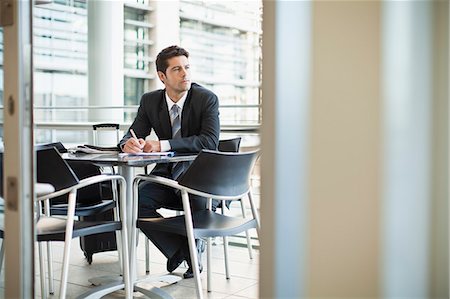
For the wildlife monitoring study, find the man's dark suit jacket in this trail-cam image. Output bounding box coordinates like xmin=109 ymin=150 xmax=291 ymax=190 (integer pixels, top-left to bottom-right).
xmin=119 ymin=83 xmax=220 ymax=177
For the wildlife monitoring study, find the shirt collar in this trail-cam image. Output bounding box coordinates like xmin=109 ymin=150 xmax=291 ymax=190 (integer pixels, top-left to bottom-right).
xmin=165 ymin=91 xmax=187 ymax=111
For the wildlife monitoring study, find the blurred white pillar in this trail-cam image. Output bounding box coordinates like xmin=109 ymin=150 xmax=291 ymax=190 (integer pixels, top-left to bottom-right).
xmin=381 ymin=1 xmax=431 ymax=297
xmin=87 ymin=0 xmax=124 ymax=123
xmin=260 ymin=1 xmax=311 ymax=297
xmin=382 ymin=1 xmax=448 ymax=297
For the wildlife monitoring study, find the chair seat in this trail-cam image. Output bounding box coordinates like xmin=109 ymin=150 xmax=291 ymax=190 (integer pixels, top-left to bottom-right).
xmin=138 ymin=210 xmax=257 ymax=239
xmin=36 ymin=216 xmax=121 ymax=242
xmin=50 ymin=199 xmax=116 ymax=217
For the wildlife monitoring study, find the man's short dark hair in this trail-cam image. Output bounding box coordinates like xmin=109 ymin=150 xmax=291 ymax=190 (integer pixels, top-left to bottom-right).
xmin=156 ymin=45 xmax=189 ymax=74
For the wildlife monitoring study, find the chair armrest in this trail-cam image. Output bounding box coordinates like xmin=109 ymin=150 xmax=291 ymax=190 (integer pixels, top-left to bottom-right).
xmin=37 ymin=174 xmax=125 ymax=202
xmin=35 ymin=183 xmax=55 ymax=197
xmin=133 ymin=174 xmax=247 ymax=201
xmin=134 ymin=174 xmax=180 ymax=189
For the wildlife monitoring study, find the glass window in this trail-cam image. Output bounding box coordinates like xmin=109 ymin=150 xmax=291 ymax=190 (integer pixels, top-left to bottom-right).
xmin=28 ymin=0 xmax=261 ymax=146
xmin=179 ymin=0 xmax=262 ymax=127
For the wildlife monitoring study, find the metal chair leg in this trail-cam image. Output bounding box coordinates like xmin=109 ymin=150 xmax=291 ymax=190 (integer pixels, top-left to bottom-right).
xmin=39 ymin=200 xmax=55 ymax=295
xmin=59 ymin=191 xmax=76 ymax=299
xmin=38 ymin=242 xmax=47 ymax=299
xmin=239 ymin=199 xmax=254 ymax=259
xmin=60 ymin=235 xmax=72 ymax=298
xmin=112 ymin=188 xmax=123 ymax=275
xmin=46 ymin=242 xmax=54 ymax=294
xmin=207 ymin=237 xmax=212 ymax=292
xmin=247 ymin=191 xmax=260 ymax=232
xmin=0 ymin=239 xmax=4 ymax=277
xmin=44 ymin=200 xmax=54 ymax=294
xmin=145 ymin=237 xmax=150 ymax=273
xmin=115 ymin=230 xmax=123 ymax=275
xmin=221 ymin=207 xmax=230 ymax=279
xmin=182 ymin=191 xmax=203 ymax=299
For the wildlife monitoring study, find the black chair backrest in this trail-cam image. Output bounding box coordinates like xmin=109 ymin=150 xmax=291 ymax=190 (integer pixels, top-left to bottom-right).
xmin=37 ymin=147 xmax=79 ymax=191
xmin=35 ymin=142 xmax=67 ymax=153
xmin=218 ymin=138 xmax=241 ymax=153
xmin=36 ymin=143 xmax=110 ymax=204
xmin=178 ymin=150 xmax=258 ymax=197
xmin=0 ymin=148 xmax=77 ymax=197
xmin=66 ymin=160 xmax=110 ymax=204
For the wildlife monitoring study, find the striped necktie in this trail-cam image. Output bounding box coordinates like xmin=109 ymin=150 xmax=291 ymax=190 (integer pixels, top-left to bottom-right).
xmin=170 ymin=104 xmax=184 ymax=179
xmin=170 ymin=104 xmax=181 ymax=139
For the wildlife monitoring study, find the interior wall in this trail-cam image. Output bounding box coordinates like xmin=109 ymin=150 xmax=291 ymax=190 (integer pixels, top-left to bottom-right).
xmin=307 ymin=1 xmax=381 ymax=297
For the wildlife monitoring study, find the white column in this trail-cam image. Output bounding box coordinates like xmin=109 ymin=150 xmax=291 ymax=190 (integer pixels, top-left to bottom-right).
xmin=381 ymin=2 xmax=431 ymax=296
xmin=381 ymin=1 xmax=448 ymax=297
xmin=87 ymin=0 xmax=124 ymax=123
xmin=152 ymin=1 xmax=180 ymax=90
xmin=260 ymin=1 xmax=311 ymax=297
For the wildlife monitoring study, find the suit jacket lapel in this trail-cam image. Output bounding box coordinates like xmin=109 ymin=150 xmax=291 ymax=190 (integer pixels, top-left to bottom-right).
xmin=158 ymin=91 xmax=172 ymax=139
xmin=181 ymin=88 xmax=193 ymax=137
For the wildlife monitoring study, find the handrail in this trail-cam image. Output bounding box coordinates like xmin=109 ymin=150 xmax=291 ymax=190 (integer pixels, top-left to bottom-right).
xmin=30 ymin=121 xmax=260 ymax=133
xmin=0 ymin=104 xmax=261 ymax=110
xmin=34 ymin=106 xmax=139 ymax=110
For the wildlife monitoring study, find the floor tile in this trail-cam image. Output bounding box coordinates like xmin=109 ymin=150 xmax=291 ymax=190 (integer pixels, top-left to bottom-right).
xmin=2 ymin=228 xmax=260 ymax=298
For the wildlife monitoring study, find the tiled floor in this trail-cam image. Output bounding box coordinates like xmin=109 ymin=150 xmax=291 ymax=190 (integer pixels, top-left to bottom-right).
xmin=2 ymin=232 xmax=259 ymax=298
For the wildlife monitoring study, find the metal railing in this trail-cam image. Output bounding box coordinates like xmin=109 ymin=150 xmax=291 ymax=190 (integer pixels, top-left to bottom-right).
xmin=33 ymin=121 xmax=260 ymax=133
xmin=32 ymin=104 xmax=261 ymax=110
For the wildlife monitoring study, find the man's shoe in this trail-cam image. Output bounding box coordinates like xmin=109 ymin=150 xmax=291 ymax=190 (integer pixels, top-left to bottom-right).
xmin=198 ymin=238 xmax=206 ymax=253
xmin=183 ymin=263 xmax=203 ymax=279
xmin=183 ymin=239 xmax=204 ymax=279
xmin=167 ymin=247 xmax=186 ymax=273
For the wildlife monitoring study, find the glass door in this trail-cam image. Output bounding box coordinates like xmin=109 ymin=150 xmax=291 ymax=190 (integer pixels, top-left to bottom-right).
xmin=2 ymin=0 xmax=35 ymax=297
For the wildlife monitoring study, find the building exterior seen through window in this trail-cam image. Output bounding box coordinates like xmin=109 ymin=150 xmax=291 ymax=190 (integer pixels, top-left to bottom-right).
xmin=179 ymin=0 xmax=262 ymax=127
xmin=0 ymin=0 xmax=262 ymax=146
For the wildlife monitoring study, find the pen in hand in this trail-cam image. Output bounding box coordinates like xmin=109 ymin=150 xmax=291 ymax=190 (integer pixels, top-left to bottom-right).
xmin=130 ymin=128 xmax=138 ymax=140
xmin=130 ymin=129 xmax=144 ymax=151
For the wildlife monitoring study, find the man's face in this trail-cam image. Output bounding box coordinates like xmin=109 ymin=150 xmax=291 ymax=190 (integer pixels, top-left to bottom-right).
xmin=158 ymin=55 xmax=191 ymax=95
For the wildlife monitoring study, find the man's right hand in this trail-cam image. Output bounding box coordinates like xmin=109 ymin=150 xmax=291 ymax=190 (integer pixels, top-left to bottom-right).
xmin=123 ymin=137 xmax=145 ymax=153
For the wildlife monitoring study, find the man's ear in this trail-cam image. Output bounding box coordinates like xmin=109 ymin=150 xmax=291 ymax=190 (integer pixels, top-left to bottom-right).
xmin=157 ymin=71 xmax=166 ymax=83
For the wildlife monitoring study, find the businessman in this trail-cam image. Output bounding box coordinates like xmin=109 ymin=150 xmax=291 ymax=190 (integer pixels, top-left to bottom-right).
xmin=119 ymin=45 xmax=220 ymax=278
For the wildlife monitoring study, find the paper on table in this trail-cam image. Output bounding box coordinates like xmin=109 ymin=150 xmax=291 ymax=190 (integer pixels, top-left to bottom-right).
xmin=118 ymin=151 xmax=175 ymax=157
xmin=68 ymin=145 xmax=119 ymax=154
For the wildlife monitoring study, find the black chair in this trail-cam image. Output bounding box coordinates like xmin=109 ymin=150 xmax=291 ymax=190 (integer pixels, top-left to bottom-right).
xmin=36 ymin=143 xmax=117 ymax=264
xmin=34 ymin=143 xmax=119 ymax=296
xmin=36 ymin=142 xmax=116 ymax=218
xmin=0 ymin=148 xmax=131 ymax=298
xmin=141 ymin=138 xmax=247 ymax=273
xmin=216 ymin=138 xmax=256 ymax=274
xmin=131 ymin=150 xmax=260 ymax=298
